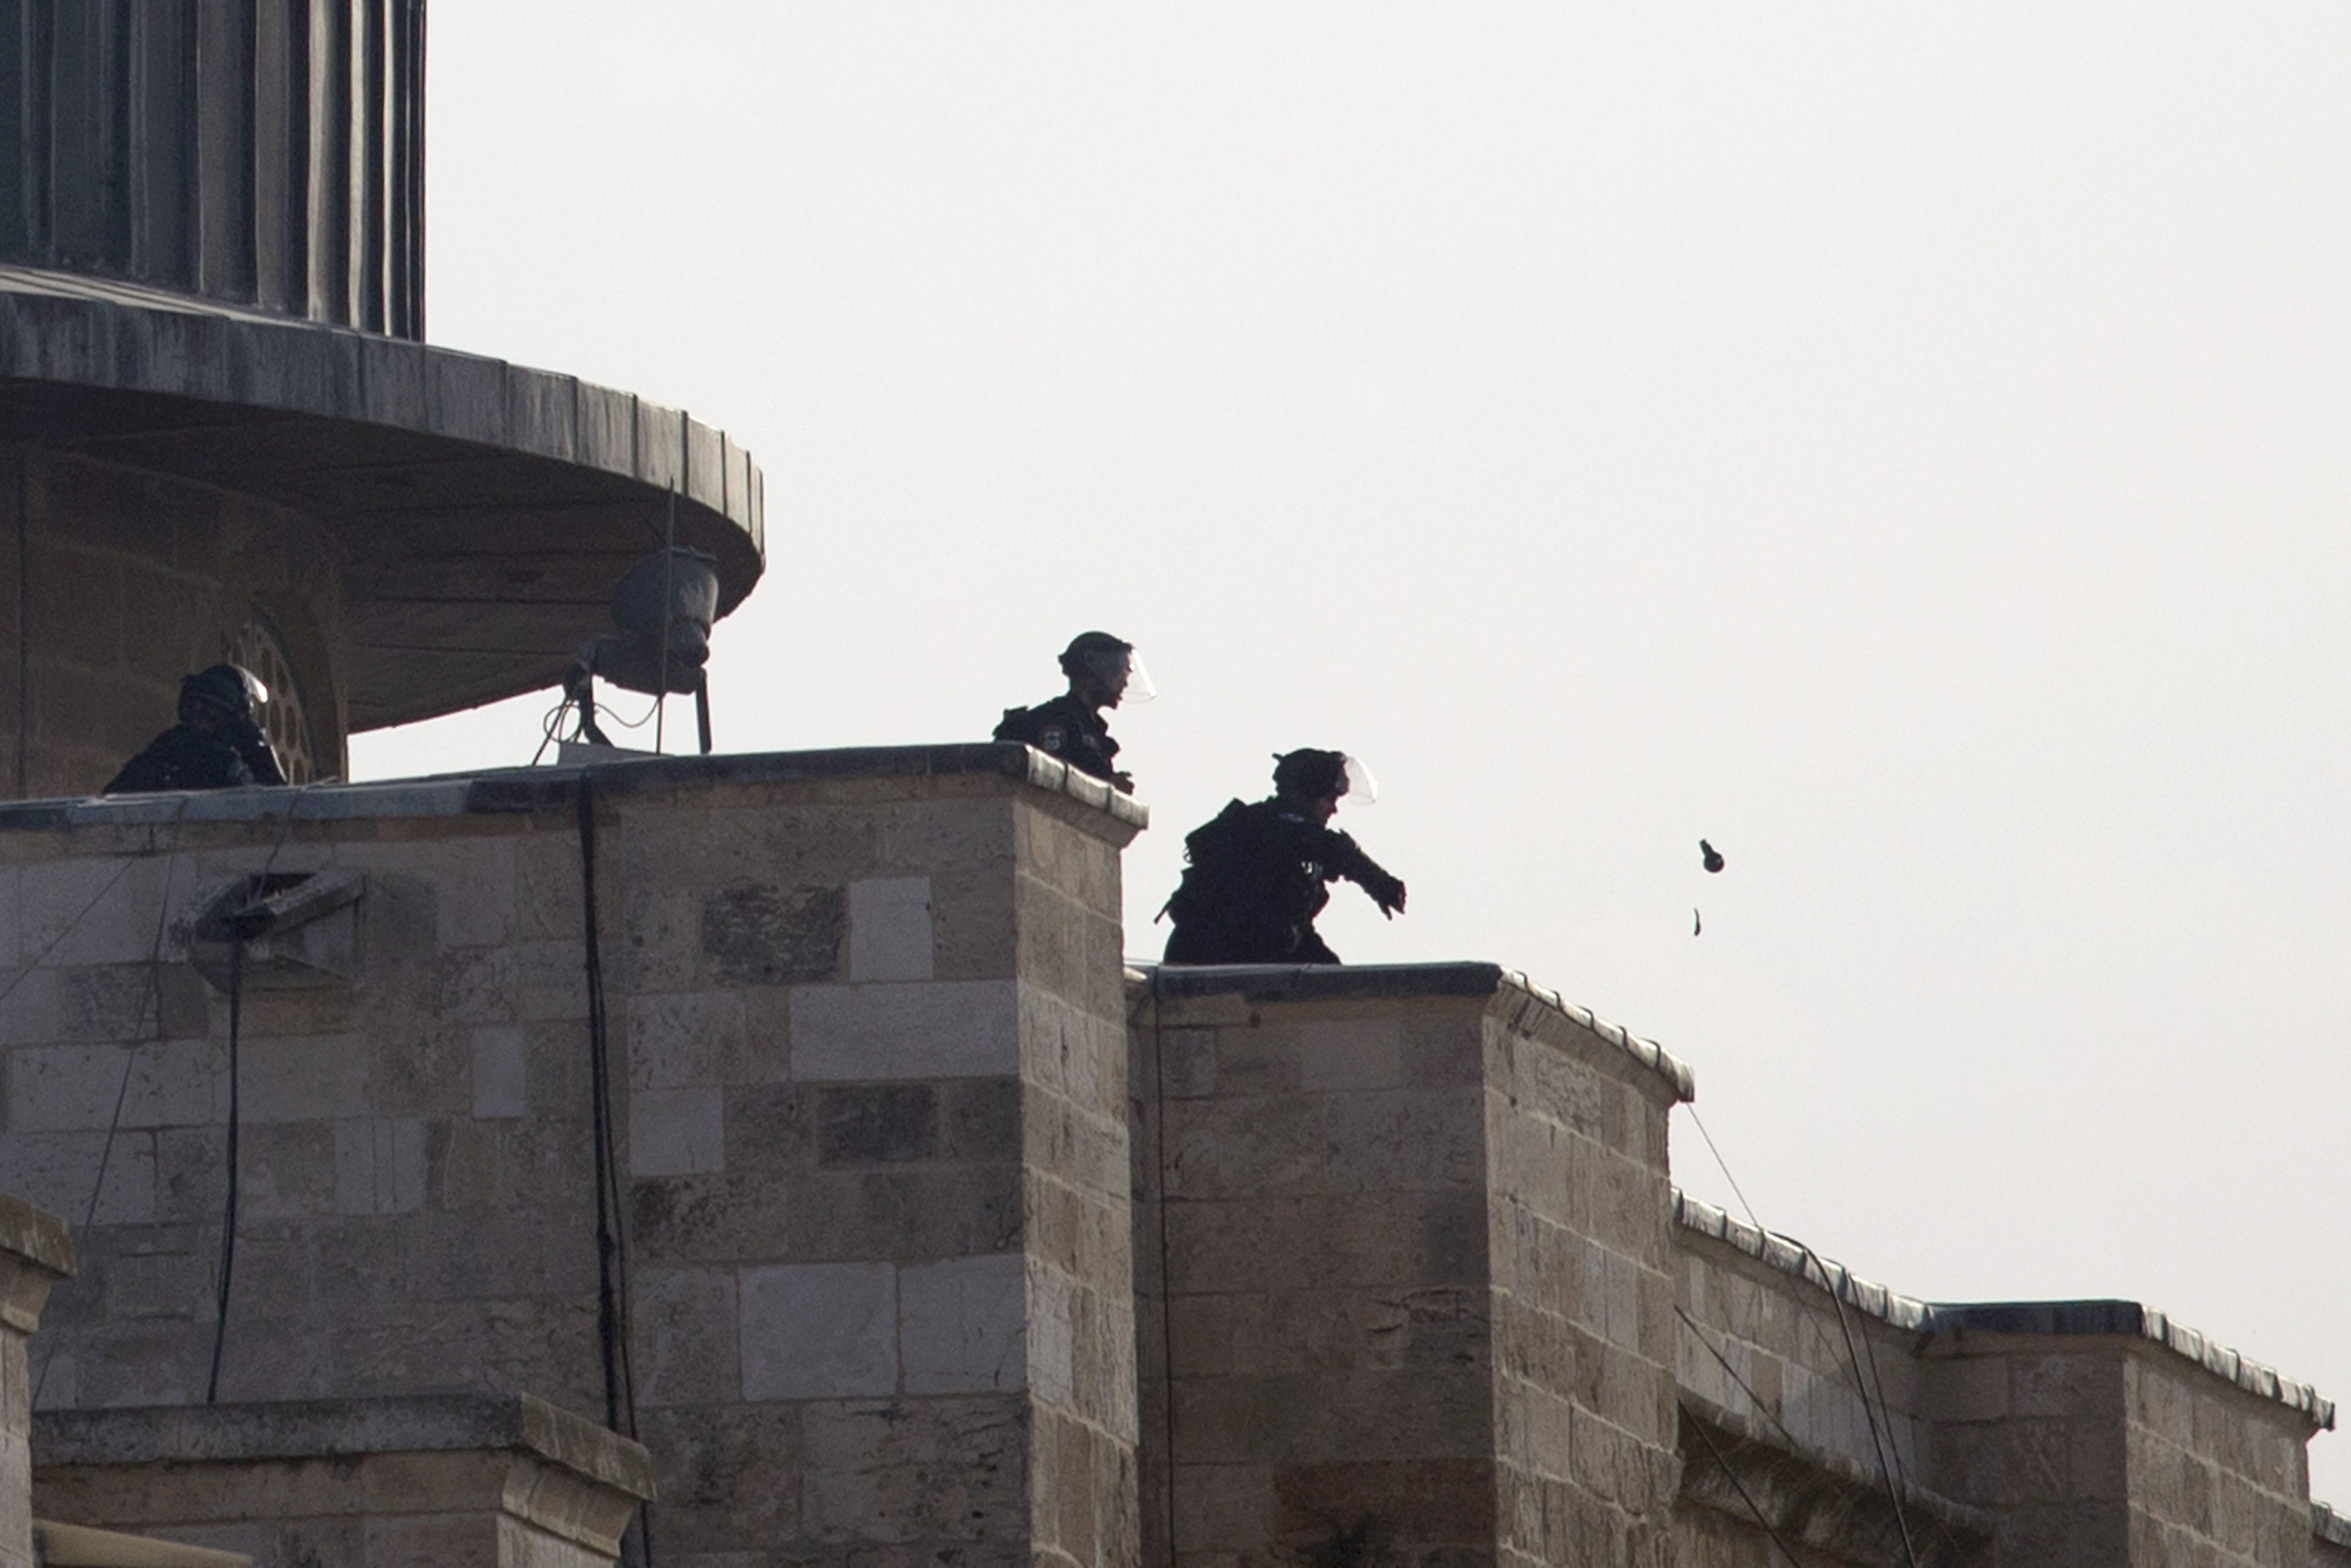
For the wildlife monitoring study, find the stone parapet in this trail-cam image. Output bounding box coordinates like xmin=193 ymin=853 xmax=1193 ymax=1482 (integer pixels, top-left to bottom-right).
xmin=2315 ymin=1500 xmax=2351 ymax=1566
xmin=1670 ymin=1189 xmax=2337 ymax=1566
xmin=33 ymin=1393 xmax=653 ymax=1567
xmin=1129 ymin=962 xmax=1689 ymax=1568
xmin=4 ymin=746 xmax=1142 ymax=1568
xmin=1675 ymin=1191 xmax=2334 ymax=1431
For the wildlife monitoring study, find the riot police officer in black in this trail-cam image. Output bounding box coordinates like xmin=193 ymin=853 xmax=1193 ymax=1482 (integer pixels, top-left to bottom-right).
xmin=1161 ymin=748 xmax=1406 ymax=965
xmin=994 ymin=632 xmax=1151 ymax=792
xmin=104 ymin=665 xmax=288 ymax=794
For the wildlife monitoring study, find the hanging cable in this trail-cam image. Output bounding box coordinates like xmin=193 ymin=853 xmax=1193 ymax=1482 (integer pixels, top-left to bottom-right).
xmin=1797 ymin=1240 xmax=1921 ymax=1568
xmin=576 ymin=775 xmax=653 ymax=1567
xmin=196 ymin=782 xmax=317 ymax=1404
xmin=32 ymin=817 xmax=189 ymax=1407
xmin=1674 ymin=1303 xmax=1810 ymax=1456
xmin=204 ymin=937 xmax=244 ymax=1404
xmin=1148 ymin=969 xmax=1181 ymax=1568
xmin=1685 ymin=1106 xmax=1921 ymax=1568
xmin=1681 ymin=1398 xmax=1809 ymax=1568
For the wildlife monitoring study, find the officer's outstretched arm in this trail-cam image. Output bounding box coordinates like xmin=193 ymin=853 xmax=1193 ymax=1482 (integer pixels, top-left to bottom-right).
xmin=1328 ymin=831 xmax=1407 ymax=919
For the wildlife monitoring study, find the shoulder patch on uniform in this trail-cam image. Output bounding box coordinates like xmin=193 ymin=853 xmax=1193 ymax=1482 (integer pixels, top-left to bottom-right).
xmin=1039 ymin=726 xmax=1065 ymax=750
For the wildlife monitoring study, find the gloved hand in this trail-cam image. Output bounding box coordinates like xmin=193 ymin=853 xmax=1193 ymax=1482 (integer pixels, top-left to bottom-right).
xmin=224 ymin=715 xmax=287 ymax=785
xmin=1360 ymin=867 xmax=1407 ymax=918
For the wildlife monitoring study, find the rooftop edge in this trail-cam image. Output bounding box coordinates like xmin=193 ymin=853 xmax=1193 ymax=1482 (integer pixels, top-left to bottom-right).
xmin=33 ymin=1392 xmax=656 ymax=1500
xmin=1128 ymin=961 xmax=1696 ymax=1103
xmin=1674 ymin=1189 xmax=2335 ymax=1432
xmin=0 ymin=743 xmax=1149 ymax=835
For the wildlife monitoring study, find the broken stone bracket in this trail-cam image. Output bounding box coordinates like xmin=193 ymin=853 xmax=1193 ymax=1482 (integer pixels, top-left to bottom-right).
xmin=186 ymin=869 xmax=366 ymax=993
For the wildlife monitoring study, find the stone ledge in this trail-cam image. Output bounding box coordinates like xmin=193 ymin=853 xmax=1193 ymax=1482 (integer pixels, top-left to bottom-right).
xmin=34 ymin=1519 xmax=251 ymax=1566
xmin=1674 ymin=1190 xmax=2336 ymax=1431
xmin=0 ymin=1190 xmax=76 ymax=1282
xmin=0 ymin=743 xmax=1147 ymax=837
xmin=33 ymin=1393 xmax=656 ymax=1503
xmin=1130 ymin=961 xmax=1695 ymax=1101
xmin=2317 ymin=1500 xmax=2351 ymax=1547
xmin=1678 ymin=1390 xmax=1996 ymax=1550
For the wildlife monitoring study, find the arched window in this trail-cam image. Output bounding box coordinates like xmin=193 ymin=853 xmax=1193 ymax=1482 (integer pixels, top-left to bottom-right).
xmin=232 ymin=613 xmax=319 ymax=785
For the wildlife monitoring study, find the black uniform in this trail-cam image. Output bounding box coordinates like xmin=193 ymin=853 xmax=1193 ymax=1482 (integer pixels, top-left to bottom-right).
xmin=995 ymin=694 xmax=1128 ymax=790
xmin=103 ymin=723 xmax=286 ymax=794
xmin=1161 ymin=798 xmax=1405 ymax=965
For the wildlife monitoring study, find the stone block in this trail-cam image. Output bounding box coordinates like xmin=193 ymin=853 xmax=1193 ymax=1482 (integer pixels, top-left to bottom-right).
xmin=21 ymin=859 xmax=165 ymax=968
xmin=240 ymin=1121 xmax=336 ymax=1220
xmin=635 ymin=1402 xmax=802 ymax=1551
xmin=942 ymin=1078 xmax=1021 ymax=1165
xmin=627 ymin=992 xmax=748 ymax=1090
xmin=739 ymin=1262 xmax=897 ymax=1400
xmin=790 ymin=981 xmax=1018 ymax=1082
xmin=620 ymin=888 xmax=699 ymax=992
xmin=878 ymin=798 xmax=1015 ymax=876
xmin=634 ymin=1266 xmax=739 ymax=1410
xmin=435 ymin=836 xmax=518 ymax=950
xmin=0 ymin=1129 xmax=154 ymax=1224
xmin=630 ymin=1088 xmax=726 ymax=1178
xmin=1293 ymin=1018 xmax=1404 ymax=1093
xmin=848 ymin=877 xmax=934 ymax=983
xmin=1159 ymin=1030 xmax=1216 ymax=1099
xmin=333 ymin=1117 xmax=428 ymax=1216
xmin=239 ymin=1036 xmax=371 ymax=1124
xmin=899 ymin=1252 xmax=1027 ymax=1395
xmin=7 ymin=1045 xmax=130 ymax=1132
xmin=816 ymin=1085 xmax=938 ymax=1166
xmin=800 ymin=1395 xmax=1029 ymax=1543
xmin=701 ymin=884 xmax=844 ymax=986
xmin=472 ymin=1027 xmax=529 ymax=1119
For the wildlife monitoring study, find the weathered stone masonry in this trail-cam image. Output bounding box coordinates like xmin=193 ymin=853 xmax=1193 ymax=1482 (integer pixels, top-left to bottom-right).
xmin=2 ymin=745 xmax=1142 ymax=1568
xmin=0 ymin=741 xmax=2336 ymax=1565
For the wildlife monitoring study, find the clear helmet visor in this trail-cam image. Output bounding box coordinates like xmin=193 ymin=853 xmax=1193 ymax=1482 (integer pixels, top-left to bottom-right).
xmin=1121 ymin=650 xmax=1157 ymax=703
xmin=1082 ymin=646 xmax=1154 ymax=704
xmin=1340 ymin=753 xmax=1378 ymax=805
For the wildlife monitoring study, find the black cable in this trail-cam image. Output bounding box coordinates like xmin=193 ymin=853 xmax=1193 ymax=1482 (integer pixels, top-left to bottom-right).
xmin=33 ymin=832 xmax=186 ymax=1407
xmin=576 ymin=775 xmax=651 ymax=1567
xmin=1686 ymin=1107 xmax=1919 ymax=1567
xmin=1673 ymin=1305 xmax=1810 ymax=1456
xmin=204 ymin=938 xmax=243 ymax=1404
xmin=1148 ymin=969 xmax=1181 ymax=1568
xmin=1799 ymin=1243 xmax=1921 ymax=1568
xmin=1681 ymin=1398 xmax=1809 ymax=1568
xmin=199 ymin=782 xmax=317 ymax=1404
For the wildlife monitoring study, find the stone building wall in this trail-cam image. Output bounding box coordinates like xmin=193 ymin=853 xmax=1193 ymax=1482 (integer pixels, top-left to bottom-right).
xmin=0 ymin=746 xmax=1141 ymax=1568
xmin=1127 ymin=964 xmax=1694 ymax=1568
xmin=0 ymin=443 xmax=348 ymax=796
xmin=1919 ymin=1313 xmax=2325 ymax=1568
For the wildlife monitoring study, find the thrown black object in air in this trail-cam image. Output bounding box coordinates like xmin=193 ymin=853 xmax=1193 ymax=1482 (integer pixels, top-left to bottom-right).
xmin=1693 ymin=908 xmax=1702 ymax=936
xmin=1700 ymin=839 xmax=1725 ymax=874
xmin=562 ymin=545 xmax=722 ymax=755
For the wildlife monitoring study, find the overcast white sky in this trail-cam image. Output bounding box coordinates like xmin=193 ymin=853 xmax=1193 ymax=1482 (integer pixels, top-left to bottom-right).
xmin=354 ymin=2 xmax=2350 ymax=1500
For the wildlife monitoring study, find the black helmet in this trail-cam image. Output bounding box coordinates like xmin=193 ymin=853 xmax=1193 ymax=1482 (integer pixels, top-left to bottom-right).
xmin=1273 ymin=748 xmax=1348 ymax=799
xmin=1273 ymin=748 xmax=1379 ymax=804
xmin=1058 ymin=631 xmax=1154 ymax=700
xmin=179 ymin=664 xmax=261 ymax=724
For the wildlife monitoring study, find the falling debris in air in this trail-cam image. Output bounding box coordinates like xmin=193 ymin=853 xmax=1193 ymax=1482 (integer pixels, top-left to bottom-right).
xmin=1693 ymin=907 xmax=1702 ymax=936
xmin=1700 ymin=839 xmax=1725 ymax=874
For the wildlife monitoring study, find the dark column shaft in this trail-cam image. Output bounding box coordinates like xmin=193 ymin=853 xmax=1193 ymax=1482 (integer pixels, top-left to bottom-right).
xmin=1 ymin=0 xmax=423 ymax=339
